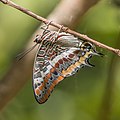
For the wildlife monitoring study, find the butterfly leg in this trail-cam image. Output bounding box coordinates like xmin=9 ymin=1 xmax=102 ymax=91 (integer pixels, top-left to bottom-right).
xmin=40 ymin=21 xmax=53 ymax=34
xmin=34 ymin=21 xmax=53 ymax=43
xmin=52 ymin=25 xmax=64 ymax=43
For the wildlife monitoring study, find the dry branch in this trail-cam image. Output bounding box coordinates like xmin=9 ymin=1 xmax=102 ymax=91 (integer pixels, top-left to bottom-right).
xmin=0 ymin=0 xmax=120 ymax=56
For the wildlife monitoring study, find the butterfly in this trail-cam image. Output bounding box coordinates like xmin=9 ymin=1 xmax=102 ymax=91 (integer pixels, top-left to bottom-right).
xmin=32 ymin=28 xmax=101 ymax=104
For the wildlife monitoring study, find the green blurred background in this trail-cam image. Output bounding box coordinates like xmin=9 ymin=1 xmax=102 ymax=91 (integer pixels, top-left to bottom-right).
xmin=0 ymin=0 xmax=120 ymax=120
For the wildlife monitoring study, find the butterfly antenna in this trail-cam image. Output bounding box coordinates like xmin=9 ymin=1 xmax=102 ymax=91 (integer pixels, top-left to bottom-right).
xmin=16 ymin=43 xmax=38 ymax=61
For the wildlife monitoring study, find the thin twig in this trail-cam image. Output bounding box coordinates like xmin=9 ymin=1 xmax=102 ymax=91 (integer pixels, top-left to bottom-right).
xmin=0 ymin=0 xmax=120 ymax=56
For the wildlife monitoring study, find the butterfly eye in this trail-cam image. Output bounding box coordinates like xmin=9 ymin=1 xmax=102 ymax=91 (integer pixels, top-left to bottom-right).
xmin=85 ymin=43 xmax=92 ymax=51
xmin=81 ymin=42 xmax=92 ymax=52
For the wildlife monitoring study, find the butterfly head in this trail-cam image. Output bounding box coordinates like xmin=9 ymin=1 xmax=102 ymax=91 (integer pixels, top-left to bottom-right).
xmin=80 ymin=42 xmax=103 ymax=56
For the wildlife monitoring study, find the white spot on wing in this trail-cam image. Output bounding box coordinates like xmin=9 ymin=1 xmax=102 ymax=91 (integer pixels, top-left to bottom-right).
xmin=34 ymin=77 xmax=43 ymax=83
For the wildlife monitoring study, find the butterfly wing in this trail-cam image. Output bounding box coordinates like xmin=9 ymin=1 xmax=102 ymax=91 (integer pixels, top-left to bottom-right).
xmin=33 ymin=32 xmax=96 ymax=104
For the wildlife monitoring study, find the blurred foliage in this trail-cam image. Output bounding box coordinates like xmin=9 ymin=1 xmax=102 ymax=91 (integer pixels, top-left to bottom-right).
xmin=0 ymin=0 xmax=120 ymax=120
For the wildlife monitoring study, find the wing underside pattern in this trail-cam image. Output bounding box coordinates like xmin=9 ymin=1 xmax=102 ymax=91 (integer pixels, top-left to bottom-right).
xmin=33 ymin=31 xmax=99 ymax=104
